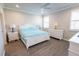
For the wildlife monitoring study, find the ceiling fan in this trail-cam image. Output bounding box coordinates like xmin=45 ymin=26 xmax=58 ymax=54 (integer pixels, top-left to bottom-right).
xmin=40 ymin=3 xmax=51 ymax=15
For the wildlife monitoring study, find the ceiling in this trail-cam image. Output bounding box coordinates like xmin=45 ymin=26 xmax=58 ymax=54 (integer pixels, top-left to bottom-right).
xmin=3 ymin=3 xmax=79 ymax=15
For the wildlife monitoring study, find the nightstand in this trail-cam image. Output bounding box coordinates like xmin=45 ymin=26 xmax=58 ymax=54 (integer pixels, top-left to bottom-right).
xmin=7 ymin=32 xmax=19 ymax=42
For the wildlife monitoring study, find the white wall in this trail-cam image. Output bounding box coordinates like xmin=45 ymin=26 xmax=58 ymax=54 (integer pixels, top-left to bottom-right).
xmin=4 ymin=8 xmax=42 ymax=32
xmin=0 ymin=27 xmax=4 ymax=56
xmin=49 ymin=8 xmax=78 ymax=40
xmin=0 ymin=9 xmax=5 ymax=56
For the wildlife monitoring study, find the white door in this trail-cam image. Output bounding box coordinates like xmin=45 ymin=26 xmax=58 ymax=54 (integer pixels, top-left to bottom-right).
xmin=0 ymin=15 xmax=4 ymax=56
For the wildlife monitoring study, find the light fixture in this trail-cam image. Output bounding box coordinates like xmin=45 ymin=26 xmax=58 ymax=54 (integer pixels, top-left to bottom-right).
xmin=41 ymin=8 xmax=44 ymax=15
xmin=16 ymin=4 xmax=19 ymax=8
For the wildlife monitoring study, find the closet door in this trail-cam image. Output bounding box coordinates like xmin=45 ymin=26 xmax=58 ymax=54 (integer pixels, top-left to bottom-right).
xmin=0 ymin=15 xmax=4 ymax=56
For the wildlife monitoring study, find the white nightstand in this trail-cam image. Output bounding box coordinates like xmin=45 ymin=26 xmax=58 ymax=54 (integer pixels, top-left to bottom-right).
xmin=7 ymin=32 xmax=19 ymax=42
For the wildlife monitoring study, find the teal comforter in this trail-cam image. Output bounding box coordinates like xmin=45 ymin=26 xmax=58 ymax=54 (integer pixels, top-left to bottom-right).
xmin=20 ymin=29 xmax=48 ymax=38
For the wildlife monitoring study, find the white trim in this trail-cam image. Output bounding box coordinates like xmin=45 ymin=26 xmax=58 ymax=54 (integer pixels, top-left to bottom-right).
xmin=3 ymin=7 xmax=38 ymax=15
xmin=63 ymin=39 xmax=69 ymax=41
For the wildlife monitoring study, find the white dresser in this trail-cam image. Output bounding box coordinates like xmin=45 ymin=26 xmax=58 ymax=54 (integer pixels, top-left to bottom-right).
xmin=48 ymin=29 xmax=64 ymax=40
xmin=7 ymin=31 xmax=19 ymax=42
xmin=69 ymin=32 xmax=79 ymax=55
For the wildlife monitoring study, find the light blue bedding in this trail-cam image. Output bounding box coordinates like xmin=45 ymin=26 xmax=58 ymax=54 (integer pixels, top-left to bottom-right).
xmin=20 ymin=26 xmax=48 ymax=38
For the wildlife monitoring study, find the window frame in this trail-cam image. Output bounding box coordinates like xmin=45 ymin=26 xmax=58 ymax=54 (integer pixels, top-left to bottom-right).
xmin=70 ymin=10 xmax=79 ymax=31
xmin=43 ymin=15 xmax=49 ymax=29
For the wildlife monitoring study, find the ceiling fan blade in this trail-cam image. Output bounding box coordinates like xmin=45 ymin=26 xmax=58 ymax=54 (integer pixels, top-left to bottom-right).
xmin=41 ymin=3 xmax=50 ymax=9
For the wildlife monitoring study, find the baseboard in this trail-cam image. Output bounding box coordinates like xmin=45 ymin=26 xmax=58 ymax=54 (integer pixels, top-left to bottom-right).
xmin=63 ymin=38 xmax=69 ymax=42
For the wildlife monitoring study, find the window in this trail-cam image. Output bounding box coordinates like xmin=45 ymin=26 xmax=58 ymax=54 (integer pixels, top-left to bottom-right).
xmin=70 ymin=9 xmax=79 ymax=31
xmin=43 ymin=16 xmax=49 ymax=28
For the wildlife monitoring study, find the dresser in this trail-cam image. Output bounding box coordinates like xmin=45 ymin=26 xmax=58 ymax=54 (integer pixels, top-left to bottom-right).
xmin=48 ymin=29 xmax=64 ymax=40
xmin=69 ymin=32 xmax=79 ymax=55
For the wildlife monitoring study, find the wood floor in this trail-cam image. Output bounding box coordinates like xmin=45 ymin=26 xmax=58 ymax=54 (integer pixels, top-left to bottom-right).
xmin=5 ymin=38 xmax=79 ymax=56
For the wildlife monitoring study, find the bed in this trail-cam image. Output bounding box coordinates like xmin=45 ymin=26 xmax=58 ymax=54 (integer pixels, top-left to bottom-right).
xmin=19 ymin=25 xmax=50 ymax=49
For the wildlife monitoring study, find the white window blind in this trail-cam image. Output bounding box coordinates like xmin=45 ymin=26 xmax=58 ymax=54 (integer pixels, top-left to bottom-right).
xmin=70 ymin=9 xmax=79 ymax=31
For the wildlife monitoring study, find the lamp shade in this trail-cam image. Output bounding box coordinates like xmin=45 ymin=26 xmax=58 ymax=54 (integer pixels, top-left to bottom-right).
xmin=54 ymin=22 xmax=58 ymax=29
xmin=10 ymin=24 xmax=16 ymax=32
